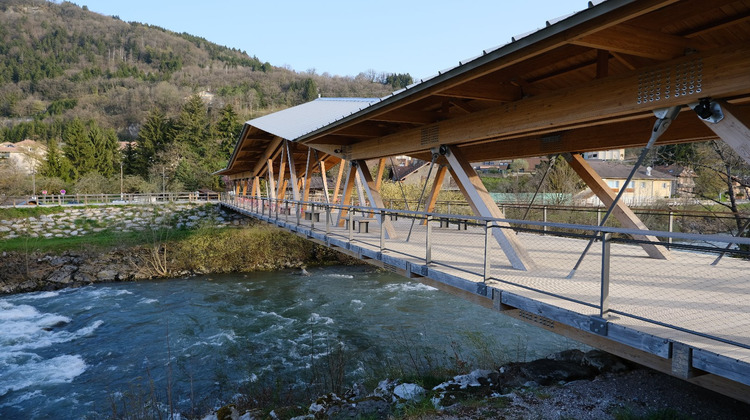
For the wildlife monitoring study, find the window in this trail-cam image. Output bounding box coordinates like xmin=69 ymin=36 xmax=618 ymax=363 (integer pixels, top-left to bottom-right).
xmin=607 ymin=180 xmax=620 ymax=188
xmin=629 ymin=181 xmax=634 ymax=188
xmin=662 ymin=183 xmax=668 ymax=189
xmin=640 ymin=182 xmax=646 ymax=188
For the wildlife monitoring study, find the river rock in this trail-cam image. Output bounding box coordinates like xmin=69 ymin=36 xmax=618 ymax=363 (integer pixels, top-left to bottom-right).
xmin=46 ymin=265 xmax=77 ymax=284
xmin=96 ymin=269 xmax=118 ymax=281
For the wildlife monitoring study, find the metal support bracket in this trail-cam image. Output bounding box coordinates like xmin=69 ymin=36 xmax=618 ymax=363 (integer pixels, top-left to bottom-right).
xmin=589 ymin=316 xmax=609 ymax=336
xmin=689 ymin=98 xmax=724 ymax=123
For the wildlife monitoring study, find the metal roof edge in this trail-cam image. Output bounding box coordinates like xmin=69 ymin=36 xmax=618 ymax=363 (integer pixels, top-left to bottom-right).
xmin=297 ymin=0 xmax=636 ymax=144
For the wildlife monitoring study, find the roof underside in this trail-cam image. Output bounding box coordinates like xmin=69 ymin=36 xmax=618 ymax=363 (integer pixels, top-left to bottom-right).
xmin=294 ymin=0 xmax=750 ymax=164
xmin=220 ymin=0 xmax=750 ymax=180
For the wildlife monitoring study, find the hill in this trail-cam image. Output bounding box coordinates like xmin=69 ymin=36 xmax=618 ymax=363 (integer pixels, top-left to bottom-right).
xmin=0 ymin=1 xmax=404 ymax=136
xmin=0 ymin=0 xmax=409 ymax=193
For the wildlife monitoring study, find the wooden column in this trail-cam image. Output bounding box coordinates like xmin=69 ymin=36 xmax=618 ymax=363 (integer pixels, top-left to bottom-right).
xmin=375 ymin=158 xmax=386 ymax=192
xmin=252 ymin=176 xmax=260 ymax=198
xmin=302 ymin=148 xmax=313 ymax=206
xmin=320 ymin=161 xmax=331 ymax=203
xmin=356 ymin=159 xmax=398 ymax=239
xmin=423 ymin=164 xmax=448 ymax=223
xmin=564 ymin=153 xmax=670 ymax=259
xmin=445 ymin=145 xmax=535 ymax=271
xmin=241 ymin=179 xmax=248 ymax=196
xmin=285 ymin=140 xmax=300 ymax=201
xmin=276 ymin=143 xmax=287 ymax=200
xmin=332 ymin=160 xmax=346 ymax=204
xmin=278 ymin=180 xmax=289 ymax=201
xmin=267 ymin=159 xmax=276 ymax=200
xmin=702 ymin=101 xmax=750 ymax=165
xmin=335 ymin=162 xmax=358 ymax=226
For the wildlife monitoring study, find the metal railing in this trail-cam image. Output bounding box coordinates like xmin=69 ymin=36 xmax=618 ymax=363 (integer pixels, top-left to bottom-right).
xmin=222 ymin=193 xmax=750 ymax=353
xmin=1 ymin=192 xmax=220 ymax=207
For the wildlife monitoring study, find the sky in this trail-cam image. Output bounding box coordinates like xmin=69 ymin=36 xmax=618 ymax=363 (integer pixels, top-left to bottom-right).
xmin=77 ymin=0 xmax=587 ymax=81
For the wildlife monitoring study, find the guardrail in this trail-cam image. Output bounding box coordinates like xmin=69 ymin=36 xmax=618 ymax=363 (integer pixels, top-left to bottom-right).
xmin=2 ymin=192 xmax=220 ymax=207
xmin=222 ymin=194 xmax=750 ymax=353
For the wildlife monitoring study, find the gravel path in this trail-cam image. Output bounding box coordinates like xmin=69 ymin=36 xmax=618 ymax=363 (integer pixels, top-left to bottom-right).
xmin=437 ymin=367 xmax=750 ymax=419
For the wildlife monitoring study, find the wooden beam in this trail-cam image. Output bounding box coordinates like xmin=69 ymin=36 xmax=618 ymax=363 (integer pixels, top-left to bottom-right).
xmin=445 ymin=145 xmax=535 ymax=271
xmin=308 ymin=44 xmax=750 ymax=161
xmin=284 ymin=141 xmax=299 ymax=201
xmin=455 ymin=112 xmax=719 ymax=161
xmin=332 ymin=160 xmax=346 ymax=204
xmin=303 ymin=148 xmax=313 ymax=207
xmin=571 ymin=24 xmax=704 ymax=60
xmin=438 ymin=80 xmax=523 ymax=102
xmin=267 ymin=159 xmax=276 ymax=200
xmin=251 ymin=137 xmax=283 ymax=177
xmin=422 ymin=165 xmax=448 ymax=225
xmin=370 ymin=109 xmax=440 ymax=124
xmin=335 ymin=162 xmax=358 ymax=226
xmin=564 ymin=153 xmax=670 ymax=259
xmin=276 ymin=142 xmax=286 ymax=200
xmin=356 ymin=160 xmax=398 ymax=239
xmin=252 ymin=176 xmax=260 ymax=198
xmin=596 ymin=49 xmax=609 ymax=79
xmin=701 ymin=101 xmax=750 ymax=165
xmin=375 ymin=158 xmax=386 ymax=192
xmin=319 ymin=161 xmax=330 ymax=203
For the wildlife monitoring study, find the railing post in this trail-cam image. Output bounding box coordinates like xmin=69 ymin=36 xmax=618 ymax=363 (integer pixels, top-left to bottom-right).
xmin=348 ymin=206 xmax=354 ymax=242
xmin=668 ymin=210 xmax=674 ymax=247
xmin=597 ymin=207 xmax=602 ymax=225
xmin=483 ymin=220 xmax=491 ymax=282
xmin=296 ymin=201 xmax=301 ymax=226
xmin=310 ymin=203 xmax=316 ymax=230
xmin=380 ymin=210 xmax=385 ymax=252
xmin=425 ymin=215 xmax=432 ymax=264
xmin=275 ymin=199 xmax=279 ymax=221
xmin=543 ymin=206 xmax=548 ymax=235
xmin=600 ymin=232 xmax=611 ymax=317
xmin=326 ymin=205 xmax=331 ymax=235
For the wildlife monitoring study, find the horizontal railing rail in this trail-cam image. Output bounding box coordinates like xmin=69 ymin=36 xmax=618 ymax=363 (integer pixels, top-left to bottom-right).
xmin=1 ymin=192 xmax=220 ymax=207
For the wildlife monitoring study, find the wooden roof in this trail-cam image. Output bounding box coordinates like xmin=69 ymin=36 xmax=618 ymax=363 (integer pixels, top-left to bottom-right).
xmin=296 ymin=0 xmax=750 ymax=164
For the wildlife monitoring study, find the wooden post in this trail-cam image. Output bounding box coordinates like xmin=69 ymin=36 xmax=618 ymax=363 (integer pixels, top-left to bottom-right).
xmin=303 ymin=148 xmax=313 ymax=209
xmin=335 ymin=162 xmax=357 ymax=227
xmin=422 ymin=164 xmax=448 ymax=225
xmin=285 ymin=140 xmax=300 ymax=201
xmin=356 ymin=159 xmax=398 ymax=239
xmin=332 ymin=160 xmax=346 ymax=204
xmin=445 ymin=145 xmax=535 ymax=271
xmin=319 ymin=161 xmax=331 ymax=203
xmin=276 ymin=142 xmax=287 ymax=200
xmin=267 ymin=159 xmax=276 ymax=201
xmin=564 ymin=153 xmax=670 ymax=259
xmin=375 ymin=158 xmax=386 ymax=192
xmin=701 ymin=101 xmax=750 ymax=165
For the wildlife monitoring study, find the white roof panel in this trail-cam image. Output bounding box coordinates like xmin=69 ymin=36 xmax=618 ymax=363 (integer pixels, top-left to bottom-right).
xmin=247 ymin=97 xmax=379 ymax=141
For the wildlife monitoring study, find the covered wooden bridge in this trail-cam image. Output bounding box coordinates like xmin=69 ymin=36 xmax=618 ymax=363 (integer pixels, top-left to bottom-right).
xmin=217 ymin=0 xmax=750 ymax=403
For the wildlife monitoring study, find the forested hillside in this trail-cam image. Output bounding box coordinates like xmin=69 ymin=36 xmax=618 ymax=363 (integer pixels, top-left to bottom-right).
xmin=0 ymin=0 xmax=410 ymax=194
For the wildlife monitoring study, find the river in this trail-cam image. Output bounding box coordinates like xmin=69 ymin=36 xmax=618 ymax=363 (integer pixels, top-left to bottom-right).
xmin=0 ymin=265 xmax=581 ymax=418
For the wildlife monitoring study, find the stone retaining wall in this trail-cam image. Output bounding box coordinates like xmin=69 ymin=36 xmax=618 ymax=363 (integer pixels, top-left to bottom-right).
xmin=0 ymin=203 xmax=249 ymax=240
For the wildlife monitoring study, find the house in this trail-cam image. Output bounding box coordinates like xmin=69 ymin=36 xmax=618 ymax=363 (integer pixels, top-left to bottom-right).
xmin=654 ymin=164 xmax=697 ymax=197
xmin=0 ymin=139 xmax=47 ymax=174
xmin=576 ymin=160 xmax=673 ymax=206
xmin=583 ymin=148 xmax=625 ymax=161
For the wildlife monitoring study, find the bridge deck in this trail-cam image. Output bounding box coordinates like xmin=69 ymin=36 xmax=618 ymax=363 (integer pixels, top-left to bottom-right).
xmin=221 ymin=199 xmax=750 ymax=400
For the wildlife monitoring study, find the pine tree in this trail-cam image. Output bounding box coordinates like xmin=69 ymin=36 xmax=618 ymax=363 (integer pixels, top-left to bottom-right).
xmin=135 ymin=108 xmax=171 ymax=176
xmin=174 ymin=95 xmax=209 ymax=155
xmin=62 ymin=118 xmax=94 ymax=179
xmin=41 ymin=138 xmax=73 ymax=181
xmin=216 ymin=104 xmax=241 ymax=159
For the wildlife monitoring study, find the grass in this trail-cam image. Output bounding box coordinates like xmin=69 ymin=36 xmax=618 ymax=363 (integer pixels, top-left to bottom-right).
xmin=0 ymin=227 xmax=197 ymax=253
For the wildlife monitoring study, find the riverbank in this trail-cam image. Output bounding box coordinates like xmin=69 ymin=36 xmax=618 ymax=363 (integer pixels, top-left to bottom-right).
xmin=0 ymin=222 xmax=358 ymax=295
xmin=208 ymin=349 xmax=750 ymax=420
